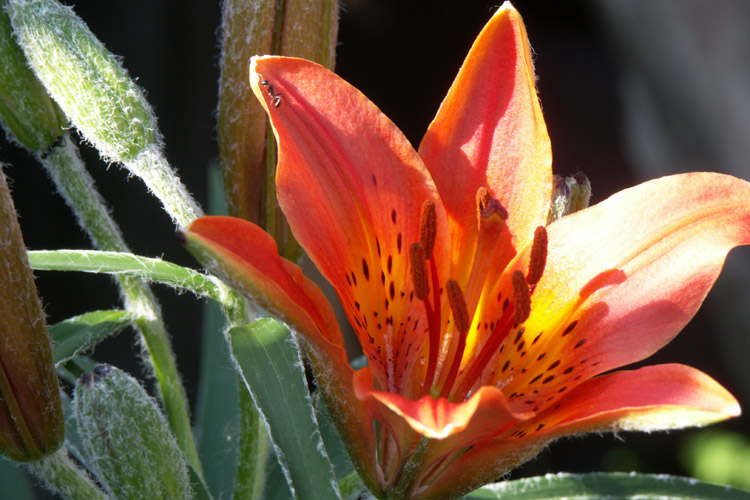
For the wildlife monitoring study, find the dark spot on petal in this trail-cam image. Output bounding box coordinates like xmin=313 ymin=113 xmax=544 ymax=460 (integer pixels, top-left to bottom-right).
xmin=563 ymin=366 xmax=574 ymax=375
xmin=503 ymin=298 xmax=510 ymax=311
xmin=389 ymin=282 xmax=395 ymax=300
xmin=532 ymin=332 xmax=542 ymax=345
xmin=397 ymin=233 xmax=402 ymax=253
xmin=530 ymin=374 xmax=542 ymax=384
xmin=516 ymin=341 xmax=525 ymax=352
xmin=502 ymin=360 xmax=510 ymax=372
xmin=376 ymin=237 xmax=381 ymax=257
xmin=562 ymin=320 xmax=578 ymax=336
xmin=372 ymin=173 xmax=377 ymax=185
xmin=346 ymin=274 xmax=352 ymax=286
xmin=391 ymin=209 xmax=397 ymax=224
xmin=514 ymin=328 xmax=525 ymax=344
xmin=558 ymin=386 xmax=567 ymax=393
xmin=354 ymin=301 xmax=360 ymax=311
xmin=362 ymin=259 xmax=370 ymax=280
xmin=574 ymin=339 xmax=587 ymax=349
xmin=537 ymin=353 xmax=546 ymax=361
xmin=351 ymin=271 xmax=357 ymax=286
xmin=387 ymin=255 xmax=393 ymax=274
xmin=536 ymin=424 xmax=545 ymax=431
xmin=547 ymin=360 xmax=560 ymax=371
xmin=542 ymin=375 xmax=555 ymax=384
xmin=381 ymin=271 xmax=386 ymax=285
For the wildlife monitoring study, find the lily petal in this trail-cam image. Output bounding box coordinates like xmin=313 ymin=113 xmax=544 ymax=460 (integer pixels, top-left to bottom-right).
xmin=419 ymin=2 xmax=552 ymax=282
xmin=183 ymin=216 xmax=341 ymax=346
xmin=489 ymin=173 xmax=750 ymax=411
xmin=249 ymin=56 xmax=451 ymax=389
xmin=354 ymin=371 xmax=531 ymax=449
xmin=420 ymin=364 xmax=738 ymax=500
xmin=182 ymin=216 xmax=380 ymax=489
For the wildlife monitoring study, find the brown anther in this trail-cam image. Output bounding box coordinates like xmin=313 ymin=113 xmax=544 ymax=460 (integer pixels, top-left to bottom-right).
xmin=526 ymin=226 xmax=548 ymax=285
xmin=480 ymin=198 xmax=509 ymax=223
xmin=446 ymin=280 xmax=470 ymax=334
xmin=512 ymin=270 xmax=531 ymax=324
xmin=409 ymin=243 xmax=429 ymax=300
xmin=476 ymin=187 xmax=492 ymax=211
xmin=419 ymin=201 xmax=437 ymax=258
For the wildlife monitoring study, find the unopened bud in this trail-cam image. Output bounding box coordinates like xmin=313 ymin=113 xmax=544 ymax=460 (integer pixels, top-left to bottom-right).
xmin=218 ymin=0 xmax=339 ymax=259
xmin=74 ymin=365 xmax=192 ymax=499
xmin=0 ymin=5 xmax=65 ymax=151
xmin=547 ymin=173 xmax=592 ymax=223
xmin=5 ymin=0 xmax=157 ymax=162
xmin=0 ymin=168 xmax=63 ymax=461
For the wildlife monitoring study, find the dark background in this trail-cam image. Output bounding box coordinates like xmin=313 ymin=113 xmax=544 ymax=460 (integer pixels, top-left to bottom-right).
xmin=1 ymin=0 xmax=747 ymax=490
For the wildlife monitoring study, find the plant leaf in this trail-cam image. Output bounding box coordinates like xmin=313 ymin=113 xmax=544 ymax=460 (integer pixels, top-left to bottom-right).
xmin=50 ymin=310 xmax=137 ymax=365
xmin=28 ymin=249 xmax=225 ymax=302
xmin=464 ymin=472 xmax=750 ymax=499
xmin=229 ymin=318 xmax=341 ymax=500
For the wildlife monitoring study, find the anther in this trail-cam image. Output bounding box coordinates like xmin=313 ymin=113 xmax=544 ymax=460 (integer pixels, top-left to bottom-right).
xmin=446 ymin=280 xmax=469 ymax=335
xmin=419 ymin=201 xmax=437 ymax=258
xmin=476 ymin=187 xmax=492 ymax=211
xmin=409 ymin=243 xmax=429 ymax=300
xmin=526 ymin=226 xmax=548 ymax=285
xmin=512 ymin=270 xmax=531 ymax=324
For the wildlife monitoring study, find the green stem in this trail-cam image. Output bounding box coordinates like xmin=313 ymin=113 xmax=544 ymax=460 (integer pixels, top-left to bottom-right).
xmin=127 ymin=144 xmax=202 ymax=228
xmin=26 ymin=448 xmax=107 ymax=500
xmin=233 ymin=383 xmax=270 ymax=500
xmin=39 ymin=136 xmax=204 ymax=478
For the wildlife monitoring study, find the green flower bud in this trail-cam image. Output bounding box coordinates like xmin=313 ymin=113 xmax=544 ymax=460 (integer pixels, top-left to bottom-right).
xmin=0 ymin=5 xmax=65 ymax=151
xmin=74 ymin=365 xmax=192 ymax=500
xmin=547 ymin=172 xmax=592 ymax=224
xmin=0 ymin=168 xmax=63 ymax=461
xmin=4 ymin=0 xmax=157 ymax=162
xmin=218 ymin=0 xmax=338 ymax=260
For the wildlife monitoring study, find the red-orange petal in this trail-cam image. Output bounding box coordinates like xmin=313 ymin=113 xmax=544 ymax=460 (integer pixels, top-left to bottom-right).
xmin=419 ymin=364 xmax=739 ymax=500
xmin=183 ymin=216 xmax=342 ymax=348
xmin=418 ymin=2 xmax=552 ymax=281
xmin=354 ymin=370 xmax=532 ymax=451
xmin=493 ymin=172 xmax=750 ymax=411
xmin=249 ymin=56 xmax=451 ymax=389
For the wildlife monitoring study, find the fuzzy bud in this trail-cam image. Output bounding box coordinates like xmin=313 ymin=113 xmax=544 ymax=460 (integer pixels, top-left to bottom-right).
xmin=5 ymin=0 xmax=157 ymax=162
xmin=0 ymin=168 xmax=63 ymax=461
xmin=547 ymin=173 xmax=592 ymax=224
xmin=0 ymin=5 xmax=65 ymax=151
xmin=74 ymin=365 xmax=192 ymax=499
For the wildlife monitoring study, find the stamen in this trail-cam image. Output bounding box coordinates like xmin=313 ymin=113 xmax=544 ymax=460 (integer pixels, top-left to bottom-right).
xmin=446 ymin=280 xmax=469 ymax=335
xmin=526 ymin=226 xmax=548 ymax=286
xmin=439 ymin=280 xmax=470 ymax=399
xmin=476 ymin=187 xmax=492 ymax=211
xmin=409 ymin=243 xmax=429 ymax=300
xmin=480 ymin=198 xmax=509 ymax=223
xmin=512 ymin=271 xmax=531 ymax=324
xmin=419 ymin=201 xmax=437 ymax=258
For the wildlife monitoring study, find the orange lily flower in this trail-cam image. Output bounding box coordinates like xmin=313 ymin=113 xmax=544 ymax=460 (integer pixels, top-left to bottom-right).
xmin=184 ymin=3 xmax=748 ymax=498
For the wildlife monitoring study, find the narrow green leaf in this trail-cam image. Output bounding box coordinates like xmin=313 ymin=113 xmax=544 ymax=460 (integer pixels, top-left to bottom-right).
xmin=229 ymin=319 xmax=341 ymax=500
xmin=313 ymin=392 xmax=353 ymax=481
xmin=188 ymin=465 xmax=215 ymax=500
xmin=194 ymin=300 xmax=240 ymax=499
xmin=28 ymin=249 xmax=226 ymax=302
xmin=49 ymin=310 xmax=137 ymax=365
xmin=465 ymin=472 xmax=750 ymax=499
